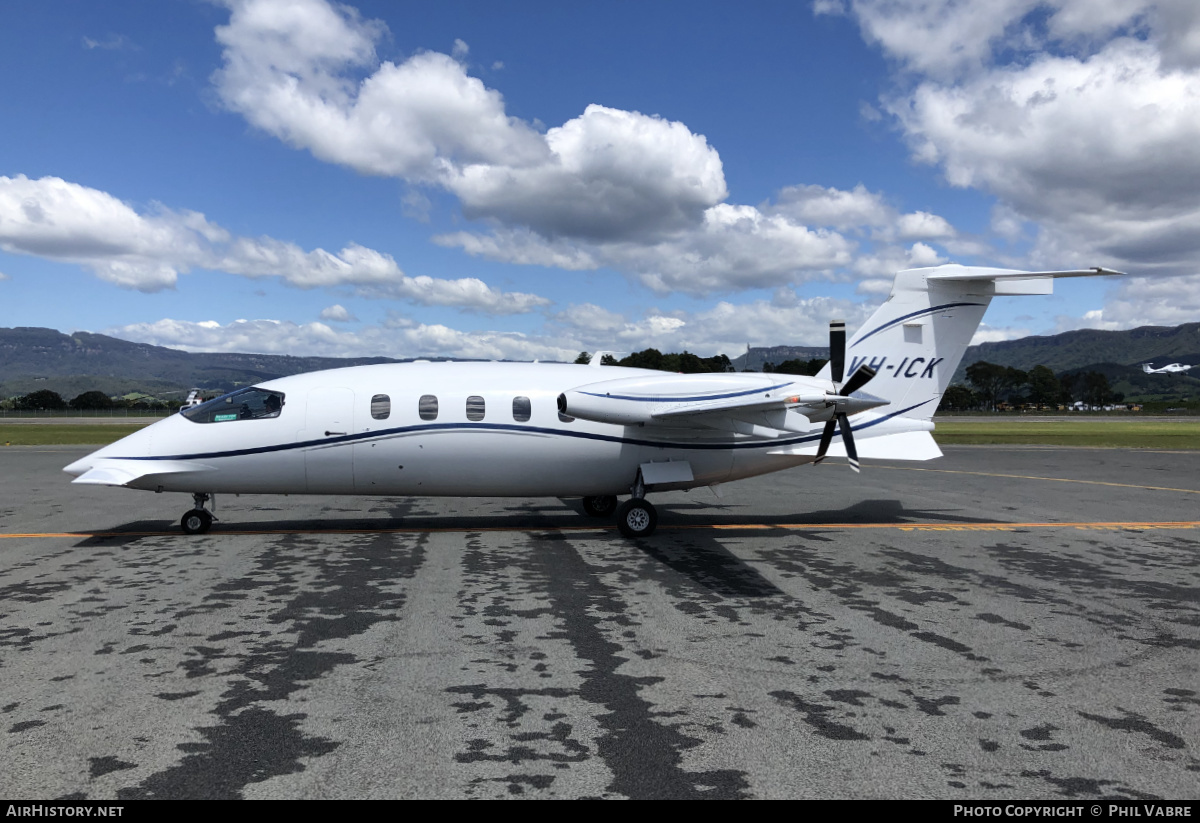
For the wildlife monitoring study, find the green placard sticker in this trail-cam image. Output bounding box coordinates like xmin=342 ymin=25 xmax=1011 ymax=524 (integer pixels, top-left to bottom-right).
xmin=214 ymin=413 xmax=238 ymax=422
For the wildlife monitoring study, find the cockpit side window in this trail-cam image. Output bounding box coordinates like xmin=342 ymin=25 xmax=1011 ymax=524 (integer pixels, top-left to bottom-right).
xmin=182 ymin=388 xmax=285 ymax=423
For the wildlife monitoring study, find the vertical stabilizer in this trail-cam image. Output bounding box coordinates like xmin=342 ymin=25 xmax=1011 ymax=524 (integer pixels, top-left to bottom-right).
xmin=821 ymin=265 xmax=1121 ymax=421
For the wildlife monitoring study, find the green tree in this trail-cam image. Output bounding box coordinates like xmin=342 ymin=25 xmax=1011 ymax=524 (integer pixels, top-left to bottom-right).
xmin=70 ymin=390 xmax=114 ymax=410
xmin=1026 ymin=365 xmax=1060 ymax=409
xmin=619 ymin=348 xmax=667 ymax=371
xmin=15 ymin=389 xmax=67 ymax=410
xmin=1082 ymin=371 xmax=1112 ymax=408
xmin=939 ymin=384 xmax=978 ymax=411
xmin=965 ymin=361 xmax=1028 ymax=410
xmin=775 ymin=358 xmax=828 ymax=376
xmin=574 ymin=351 xmax=591 ymax=364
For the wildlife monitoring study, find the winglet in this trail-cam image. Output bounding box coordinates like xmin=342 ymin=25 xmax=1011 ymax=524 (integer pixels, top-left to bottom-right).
xmin=588 ymin=351 xmax=623 ymax=368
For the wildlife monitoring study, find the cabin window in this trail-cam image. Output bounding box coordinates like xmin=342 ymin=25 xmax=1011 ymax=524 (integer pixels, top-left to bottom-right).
xmin=418 ymin=395 xmax=438 ymax=421
xmin=370 ymin=394 xmax=390 ymax=420
xmin=512 ymin=396 xmax=531 ymax=422
xmin=182 ymin=387 xmax=285 ymax=424
xmin=466 ymin=395 xmax=486 ymax=421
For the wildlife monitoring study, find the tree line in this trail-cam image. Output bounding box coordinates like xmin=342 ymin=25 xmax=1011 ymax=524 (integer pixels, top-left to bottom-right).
xmin=941 ymin=363 xmax=1121 ymax=411
xmin=1 ymin=389 xmax=177 ymax=411
xmin=2 ymin=356 xmax=1123 ymax=413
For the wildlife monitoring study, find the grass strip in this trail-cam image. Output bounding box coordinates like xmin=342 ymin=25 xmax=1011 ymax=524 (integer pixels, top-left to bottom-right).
xmin=0 ymin=424 xmax=149 ymax=446
xmin=932 ymin=420 xmax=1200 ymax=448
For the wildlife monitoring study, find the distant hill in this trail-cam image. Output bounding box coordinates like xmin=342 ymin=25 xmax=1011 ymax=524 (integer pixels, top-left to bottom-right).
xmin=731 ymin=345 xmax=829 ymax=372
xmin=0 ymin=327 xmax=399 ymax=400
xmin=953 ymin=322 xmax=1200 ymax=403
xmin=958 ymin=322 xmax=1200 ymax=375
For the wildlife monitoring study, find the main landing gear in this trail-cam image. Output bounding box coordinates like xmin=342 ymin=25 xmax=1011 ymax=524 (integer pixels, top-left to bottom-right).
xmin=582 ymin=495 xmax=618 ymax=517
xmin=615 ymin=470 xmax=657 ymax=538
xmin=181 ymin=493 xmax=217 ymax=535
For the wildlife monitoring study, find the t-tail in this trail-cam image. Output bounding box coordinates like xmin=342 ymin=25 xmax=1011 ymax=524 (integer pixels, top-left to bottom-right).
xmin=825 ymin=264 xmax=1123 ymax=422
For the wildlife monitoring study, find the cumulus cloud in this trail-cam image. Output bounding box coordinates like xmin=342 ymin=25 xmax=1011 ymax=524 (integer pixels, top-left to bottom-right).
xmin=213 ymin=0 xmax=955 ymax=296
xmin=319 ymin=304 xmax=357 ymax=322
xmin=1058 ymin=272 xmax=1200 ymax=329
xmin=107 ymin=316 xmax=579 ymax=362
xmin=831 ymin=0 xmax=1200 ymax=326
xmin=970 ymin=323 xmax=1034 ymax=345
xmin=104 ymin=290 xmax=881 ymax=363
xmin=0 ymin=174 xmax=548 ymax=313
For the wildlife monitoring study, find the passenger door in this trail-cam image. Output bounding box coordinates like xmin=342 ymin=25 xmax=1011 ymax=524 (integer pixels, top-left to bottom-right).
xmin=300 ymin=387 xmax=355 ymax=492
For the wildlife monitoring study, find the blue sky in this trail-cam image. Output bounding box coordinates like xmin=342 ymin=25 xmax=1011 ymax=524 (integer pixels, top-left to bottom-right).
xmin=2 ymin=0 xmax=1199 ymax=361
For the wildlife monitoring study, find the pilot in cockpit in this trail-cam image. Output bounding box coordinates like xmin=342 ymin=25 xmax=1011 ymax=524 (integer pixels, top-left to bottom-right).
xmin=262 ymin=394 xmax=282 ymax=418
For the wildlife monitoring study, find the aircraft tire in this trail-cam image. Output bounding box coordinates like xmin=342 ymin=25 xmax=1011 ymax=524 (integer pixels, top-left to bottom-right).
xmin=582 ymin=495 xmax=618 ymax=517
xmin=616 ymin=499 xmax=657 ymax=538
xmin=181 ymin=509 xmax=213 ymax=535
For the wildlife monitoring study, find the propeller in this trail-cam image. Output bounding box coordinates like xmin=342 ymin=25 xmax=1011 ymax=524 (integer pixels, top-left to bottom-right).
xmin=813 ymin=319 xmax=879 ymax=472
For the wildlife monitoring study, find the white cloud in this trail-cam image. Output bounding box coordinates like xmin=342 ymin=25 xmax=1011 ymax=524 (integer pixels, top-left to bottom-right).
xmin=833 ymin=0 xmax=1200 ymax=324
xmin=319 ymin=304 xmax=357 ymax=322
xmin=852 ymin=241 xmax=947 ymax=279
xmin=894 ymin=211 xmax=955 ymax=241
xmin=215 ymin=0 xmax=918 ymax=296
xmin=107 ymin=316 xmax=579 ymax=362
xmin=771 ymin=182 xmax=891 ymax=230
xmin=1060 ymin=272 xmax=1200 ymax=329
xmin=970 ymin=324 xmax=1034 ymax=345
xmin=889 ymin=37 xmax=1200 ymax=276
xmin=0 ymin=174 xmax=548 ymax=313
xmin=214 ymin=1 xmax=548 ymax=181
xmin=83 ymin=34 xmax=136 ymax=51
xmin=103 ymin=289 xmax=882 ymax=363
xmin=0 ymin=271 xmax=9 ymax=281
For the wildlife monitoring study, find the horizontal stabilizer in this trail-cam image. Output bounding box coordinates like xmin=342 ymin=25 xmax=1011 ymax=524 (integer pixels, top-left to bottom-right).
xmin=72 ymin=459 xmax=214 ymax=487
xmin=925 ymin=265 xmax=1124 ymax=281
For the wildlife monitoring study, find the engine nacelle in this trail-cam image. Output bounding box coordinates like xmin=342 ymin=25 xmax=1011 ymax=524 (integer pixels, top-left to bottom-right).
xmin=558 ymin=389 xmax=658 ymax=426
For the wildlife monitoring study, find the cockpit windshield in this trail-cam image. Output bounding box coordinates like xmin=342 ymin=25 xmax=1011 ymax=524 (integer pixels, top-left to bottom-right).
xmin=182 ymin=388 xmax=285 ymax=423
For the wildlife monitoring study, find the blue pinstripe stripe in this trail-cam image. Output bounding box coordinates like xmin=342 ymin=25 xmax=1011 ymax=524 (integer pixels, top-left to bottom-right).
xmin=851 ymin=302 xmax=985 ymax=346
xmin=580 ymin=381 xmax=795 ymax=403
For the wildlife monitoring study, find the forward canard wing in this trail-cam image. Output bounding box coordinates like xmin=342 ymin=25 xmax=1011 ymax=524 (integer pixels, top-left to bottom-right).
xmin=70 ymin=459 xmax=215 ymax=489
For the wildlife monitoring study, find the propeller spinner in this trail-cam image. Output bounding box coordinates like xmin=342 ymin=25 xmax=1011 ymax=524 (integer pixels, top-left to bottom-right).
xmin=814 ymin=319 xmax=879 ymax=472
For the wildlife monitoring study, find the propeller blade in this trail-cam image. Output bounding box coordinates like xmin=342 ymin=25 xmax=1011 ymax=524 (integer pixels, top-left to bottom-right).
xmin=840 ymin=364 xmax=876 ymax=396
xmin=829 ymin=320 xmax=845 ymax=384
xmin=813 ymin=418 xmax=837 ymax=465
xmin=836 ymin=413 xmax=860 ymax=473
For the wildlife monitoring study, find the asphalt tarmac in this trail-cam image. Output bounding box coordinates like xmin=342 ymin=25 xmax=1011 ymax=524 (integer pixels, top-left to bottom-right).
xmin=1 ymin=445 xmax=1197 ymax=799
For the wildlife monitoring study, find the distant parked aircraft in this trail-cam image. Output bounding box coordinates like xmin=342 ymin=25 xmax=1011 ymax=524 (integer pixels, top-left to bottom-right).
xmin=1142 ymin=363 xmax=1193 ymax=374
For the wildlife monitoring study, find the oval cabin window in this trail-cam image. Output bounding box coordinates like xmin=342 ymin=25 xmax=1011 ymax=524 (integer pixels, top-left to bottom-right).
xmin=419 ymin=395 xmax=439 ymax=421
xmin=370 ymin=394 xmax=390 ymax=420
xmin=512 ymin=396 xmax=531 ymax=422
xmin=466 ymin=396 xmax=486 ymax=421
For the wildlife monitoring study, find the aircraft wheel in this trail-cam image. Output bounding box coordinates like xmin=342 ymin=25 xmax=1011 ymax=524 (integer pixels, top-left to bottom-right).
xmin=616 ymin=499 xmax=657 ymax=538
xmin=582 ymin=495 xmax=618 ymax=518
xmin=181 ymin=509 xmax=213 ymax=535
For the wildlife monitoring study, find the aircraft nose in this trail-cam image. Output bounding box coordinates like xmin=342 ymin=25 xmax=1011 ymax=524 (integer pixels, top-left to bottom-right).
xmin=63 ymin=455 xmax=93 ymax=477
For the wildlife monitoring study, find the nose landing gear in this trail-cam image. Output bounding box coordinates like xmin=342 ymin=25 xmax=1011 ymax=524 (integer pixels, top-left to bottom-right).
xmin=181 ymin=493 xmax=218 ymax=535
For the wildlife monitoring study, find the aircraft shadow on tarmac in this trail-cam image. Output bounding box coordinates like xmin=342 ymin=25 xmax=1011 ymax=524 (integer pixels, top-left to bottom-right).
xmin=71 ymin=497 xmax=993 ymax=546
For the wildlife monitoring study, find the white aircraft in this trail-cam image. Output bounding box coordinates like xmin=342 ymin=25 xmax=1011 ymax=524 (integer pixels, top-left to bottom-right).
xmin=1142 ymin=362 xmax=1192 ymax=374
xmin=65 ymin=264 xmax=1121 ymax=538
